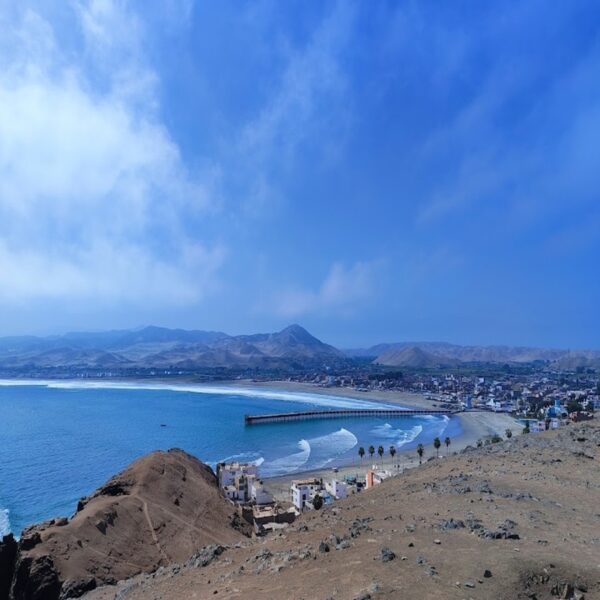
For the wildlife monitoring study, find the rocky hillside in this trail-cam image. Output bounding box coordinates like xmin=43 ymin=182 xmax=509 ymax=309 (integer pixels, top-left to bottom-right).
xmin=0 ymin=325 xmax=344 ymax=371
xmin=0 ymin=450 xmax=247 ymax=600
xmin=374 ymin=345 xmax=460 ymax=368
xmin=84 ymin=423 xmax=600 ymax=600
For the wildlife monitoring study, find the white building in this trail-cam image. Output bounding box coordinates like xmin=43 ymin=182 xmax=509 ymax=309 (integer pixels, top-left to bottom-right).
xmin=217 ymin=462 xmax=257 ymax=488
xmin=250 ymin=479 xmax=273 ymax=505
xmin=217 ymin=462 xmax=259 ymax=503
xmin=290 ymin=479 xmax=323 ymax=511
xmin=325 ymin=479 xmax=347 ymax=499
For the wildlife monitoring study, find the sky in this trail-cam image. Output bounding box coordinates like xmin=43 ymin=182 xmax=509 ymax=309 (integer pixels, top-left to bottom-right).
xmin=0 ymin=0 xmax=599 ymax=349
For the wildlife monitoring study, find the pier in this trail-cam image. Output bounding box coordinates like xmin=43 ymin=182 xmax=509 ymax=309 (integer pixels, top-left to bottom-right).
xmin=244 ymin=407 xmax=459 ymax=425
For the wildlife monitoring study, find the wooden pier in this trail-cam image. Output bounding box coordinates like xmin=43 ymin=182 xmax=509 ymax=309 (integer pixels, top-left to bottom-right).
xmin=244 ymin=407 xmax=458 ymax=425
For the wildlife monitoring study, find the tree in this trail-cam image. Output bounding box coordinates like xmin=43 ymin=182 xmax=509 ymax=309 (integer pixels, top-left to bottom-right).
xmin=377 ymin=445 xmax=384 ymax=466
xmin=476 ymin=439 xmax=483 ymax=448
xmin=417 ymin=443 xmax=424 ymax=464
xmin=522 ymin=425 xmax=530 ymax=434
xmin=444 ymin=436 xmax=451 ymax=455
xmin=433 ymin=437 xmax=441 ymax=458
xmin=567 ymin=399 xmax=584 ymax=414
xmin=505 ymin=428 xmax=513 ymax=439
xmin=368 ymin=445 xmax=375 ymax=460
xmin=312 ymin=494 xmax=323 ymax=510
xmin=358 ymin=446 xmax=365 ymax=461
xmin=389 ymin=445 xmax=396 ymax=465
xmin=491 ymin=434 xmax=502 ymax=443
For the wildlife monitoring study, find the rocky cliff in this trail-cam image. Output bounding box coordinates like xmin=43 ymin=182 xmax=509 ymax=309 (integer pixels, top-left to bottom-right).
xmin=0 ymin=449 xmax=246 ymax=600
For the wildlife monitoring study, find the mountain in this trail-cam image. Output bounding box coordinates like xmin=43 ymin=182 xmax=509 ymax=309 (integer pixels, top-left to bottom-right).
xmin=375 ymin=345 xmax=460 ymax=368
xmin=346 ymin=341 xmax=600 ymax=369
xmin=0 ymin=449 xmax=247 ymax=600
xmin=0 ymin=325 xmax=343 ymax=371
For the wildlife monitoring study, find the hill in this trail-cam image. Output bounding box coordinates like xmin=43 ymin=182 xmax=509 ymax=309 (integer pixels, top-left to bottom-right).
xmin=374 ymin=345 xmax=460 ymax=368
xmin=82 ymin=422 xmax=600 ymax=600
xmin=0 ymin=450 xmax=247 ymax=600
xmin=0 ymin=325 xmax=343 ymax=372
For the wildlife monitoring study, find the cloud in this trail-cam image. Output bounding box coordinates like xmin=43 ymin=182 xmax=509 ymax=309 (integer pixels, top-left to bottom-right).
xmin=273 ymin=260 xmax=382 ymax=318
xmin=0 ymin=2 xmax=220 ymax=306
xmin=233 ymin=1 xmax=357 ymax=215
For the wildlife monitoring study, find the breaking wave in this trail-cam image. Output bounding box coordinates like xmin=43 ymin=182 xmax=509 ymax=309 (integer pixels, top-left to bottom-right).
xmin=370 ymin=423 xmax=423 ymax=447
xmin=0 ymin=379 xmax=402 ymax=410
xmin=264 ymin=439 xmax=311 ymax=477
xmin=217 ymin=451 xmax=264 ymax=467
xmin=0 ymin=508 xmax=10 ymax=537
xmin=308 ymin=427 xmax=358 ymax=468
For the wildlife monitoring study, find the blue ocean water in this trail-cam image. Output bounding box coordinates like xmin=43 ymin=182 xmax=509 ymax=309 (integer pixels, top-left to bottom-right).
xmin=0 ymin=381 xmax=460 ymax=537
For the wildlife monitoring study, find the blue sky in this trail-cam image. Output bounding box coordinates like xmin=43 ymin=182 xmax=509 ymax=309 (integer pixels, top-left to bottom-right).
xmin=0 ymin=1 xmax=599 ymax=349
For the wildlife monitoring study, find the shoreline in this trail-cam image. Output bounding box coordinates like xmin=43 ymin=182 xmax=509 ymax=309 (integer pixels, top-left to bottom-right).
xmin=0 ymin=377 xmax=520 ymax=502
xmin=225 ymin=380 xmax=521 ymax=499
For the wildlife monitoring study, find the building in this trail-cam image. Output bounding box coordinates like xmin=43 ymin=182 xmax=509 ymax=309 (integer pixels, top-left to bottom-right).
xmin=366 ymin=469 xmax=392 ymax=489
xmin=217 ymin=462 xmax=257 ymax=488
xmin=325 ymin=479 xmax=347 ymax=499
xmin=290 ymin=478 xmax=323 ymax=510
xmin=217 ymin=462 xmax=260 ymax=504
xmin=250 ymin=479 xmax=273 ymax=505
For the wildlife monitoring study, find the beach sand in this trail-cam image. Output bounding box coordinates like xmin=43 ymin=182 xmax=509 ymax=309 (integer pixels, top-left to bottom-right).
xmin=225 ymin=380 xmax=521 ymax=501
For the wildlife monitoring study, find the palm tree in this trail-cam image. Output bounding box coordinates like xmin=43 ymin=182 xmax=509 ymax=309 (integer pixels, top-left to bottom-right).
xmin=377 ymin=445 xmax=384 ymax=467
xmin=368 ymin=445 xmax=375 ymax=461
xmin=417 ymin=443 xmax=424 ymax=464
xmin=444 ymin=436 xmax=451 ymax=455
xmin=389 ymin=445 xmax=396 ymax=469
xmin=505 ymin=428 xmax=512 ymax=439
xmin=358 ymin=447 xmax=365 ymax=463
xmin=433 ymin=437 xmax=441 ymax=458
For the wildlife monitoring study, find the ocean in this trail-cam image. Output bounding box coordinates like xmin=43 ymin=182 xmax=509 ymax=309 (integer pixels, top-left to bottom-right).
xmin=0 ymin=381 xmax=459 ymax=537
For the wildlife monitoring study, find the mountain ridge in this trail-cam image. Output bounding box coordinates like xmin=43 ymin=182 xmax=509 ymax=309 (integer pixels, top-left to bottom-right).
xmin=0 ymin=326 xmax=598 ymax=371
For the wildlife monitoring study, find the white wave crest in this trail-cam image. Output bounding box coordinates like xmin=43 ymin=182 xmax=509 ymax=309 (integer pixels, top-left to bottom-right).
xmin=217 ymin=451 xmax=264 ymax=466
xmin=308 ymin=427 xmax=358 ymax=468
xmin=264 ymin=439 xmax=311 ymax=477
xmin=0 ymin=379 xmax=402 ymax=410
xmin=370 ymin=423 xmax=423 ymax=447
xmin=0 ymin=508 xmax=11 ymax=537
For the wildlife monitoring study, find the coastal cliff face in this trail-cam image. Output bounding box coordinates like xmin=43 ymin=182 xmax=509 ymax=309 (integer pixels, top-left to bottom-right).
xmin=0 ymin=449 xmax=246 ymax=600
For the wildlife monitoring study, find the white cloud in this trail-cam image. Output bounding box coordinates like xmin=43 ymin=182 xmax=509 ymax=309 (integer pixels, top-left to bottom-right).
xmin=0 ymin=2 xmax=220 ymax=306
xmin=274 ymin=261 xmax=382 ymax=318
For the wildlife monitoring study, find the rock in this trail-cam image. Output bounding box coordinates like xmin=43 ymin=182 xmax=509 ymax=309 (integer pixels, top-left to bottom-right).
xmin=0 ymin=535 xmax=18 ymax=600
xmin=433 ymin=539 xmax=441 ymax=545
xmin=319 ymin=542 xmax=330 ymax=553
xmin=464 ymin=581 xmax=475 ymax=588
xmin=483 ymin=569 xmax=492 ymax=578
xmin=440 ymin=518 xmax=466 ymax=530
xmin=4 ymin=450 xmax=245 ymax=600
xmin=380 ymin=547 xmax=396 ymax=562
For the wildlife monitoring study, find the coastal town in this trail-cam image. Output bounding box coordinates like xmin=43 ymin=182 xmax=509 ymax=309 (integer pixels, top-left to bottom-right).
xmin=211 ymin=363 xmax=598 ymax=537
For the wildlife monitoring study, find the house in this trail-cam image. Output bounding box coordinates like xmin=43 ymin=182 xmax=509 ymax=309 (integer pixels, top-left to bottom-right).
xmin=217 ymin=462 xmax=259 ymax=504
xmin=250 ymin=479 xmax=273 ymax=505
xmin=366 ymin=469 xmax=392 ymax=489
xmin=325 ymin=479 xmax=347 ymax=500
xmin=252 ymin=505 xmax=296 ymax=535
xmin=290 ymin=478 xmax=323 ymax=510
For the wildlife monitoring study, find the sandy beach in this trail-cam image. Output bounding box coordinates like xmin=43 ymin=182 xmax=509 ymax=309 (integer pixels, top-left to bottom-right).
xmin=227 ymin=380 xmax=521 ymax=500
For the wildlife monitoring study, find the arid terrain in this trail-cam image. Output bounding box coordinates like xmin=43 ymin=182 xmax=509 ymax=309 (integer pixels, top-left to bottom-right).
xmin=78 ymin=422 xmax=600 ymax=600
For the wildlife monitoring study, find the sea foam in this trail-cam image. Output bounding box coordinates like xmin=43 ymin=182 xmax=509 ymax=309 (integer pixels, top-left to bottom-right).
xmin=0 ymin=379 xmax=401 ymax=411
xmin=263 ymin=439 xmax=311 ymax=477
xmin=307 ymin=427 xmax=358 ymax=468
xmin=0 ymin=508 xmax=10 ymax=537
xmin=370 ymin=422 xmax=424 ymax=447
